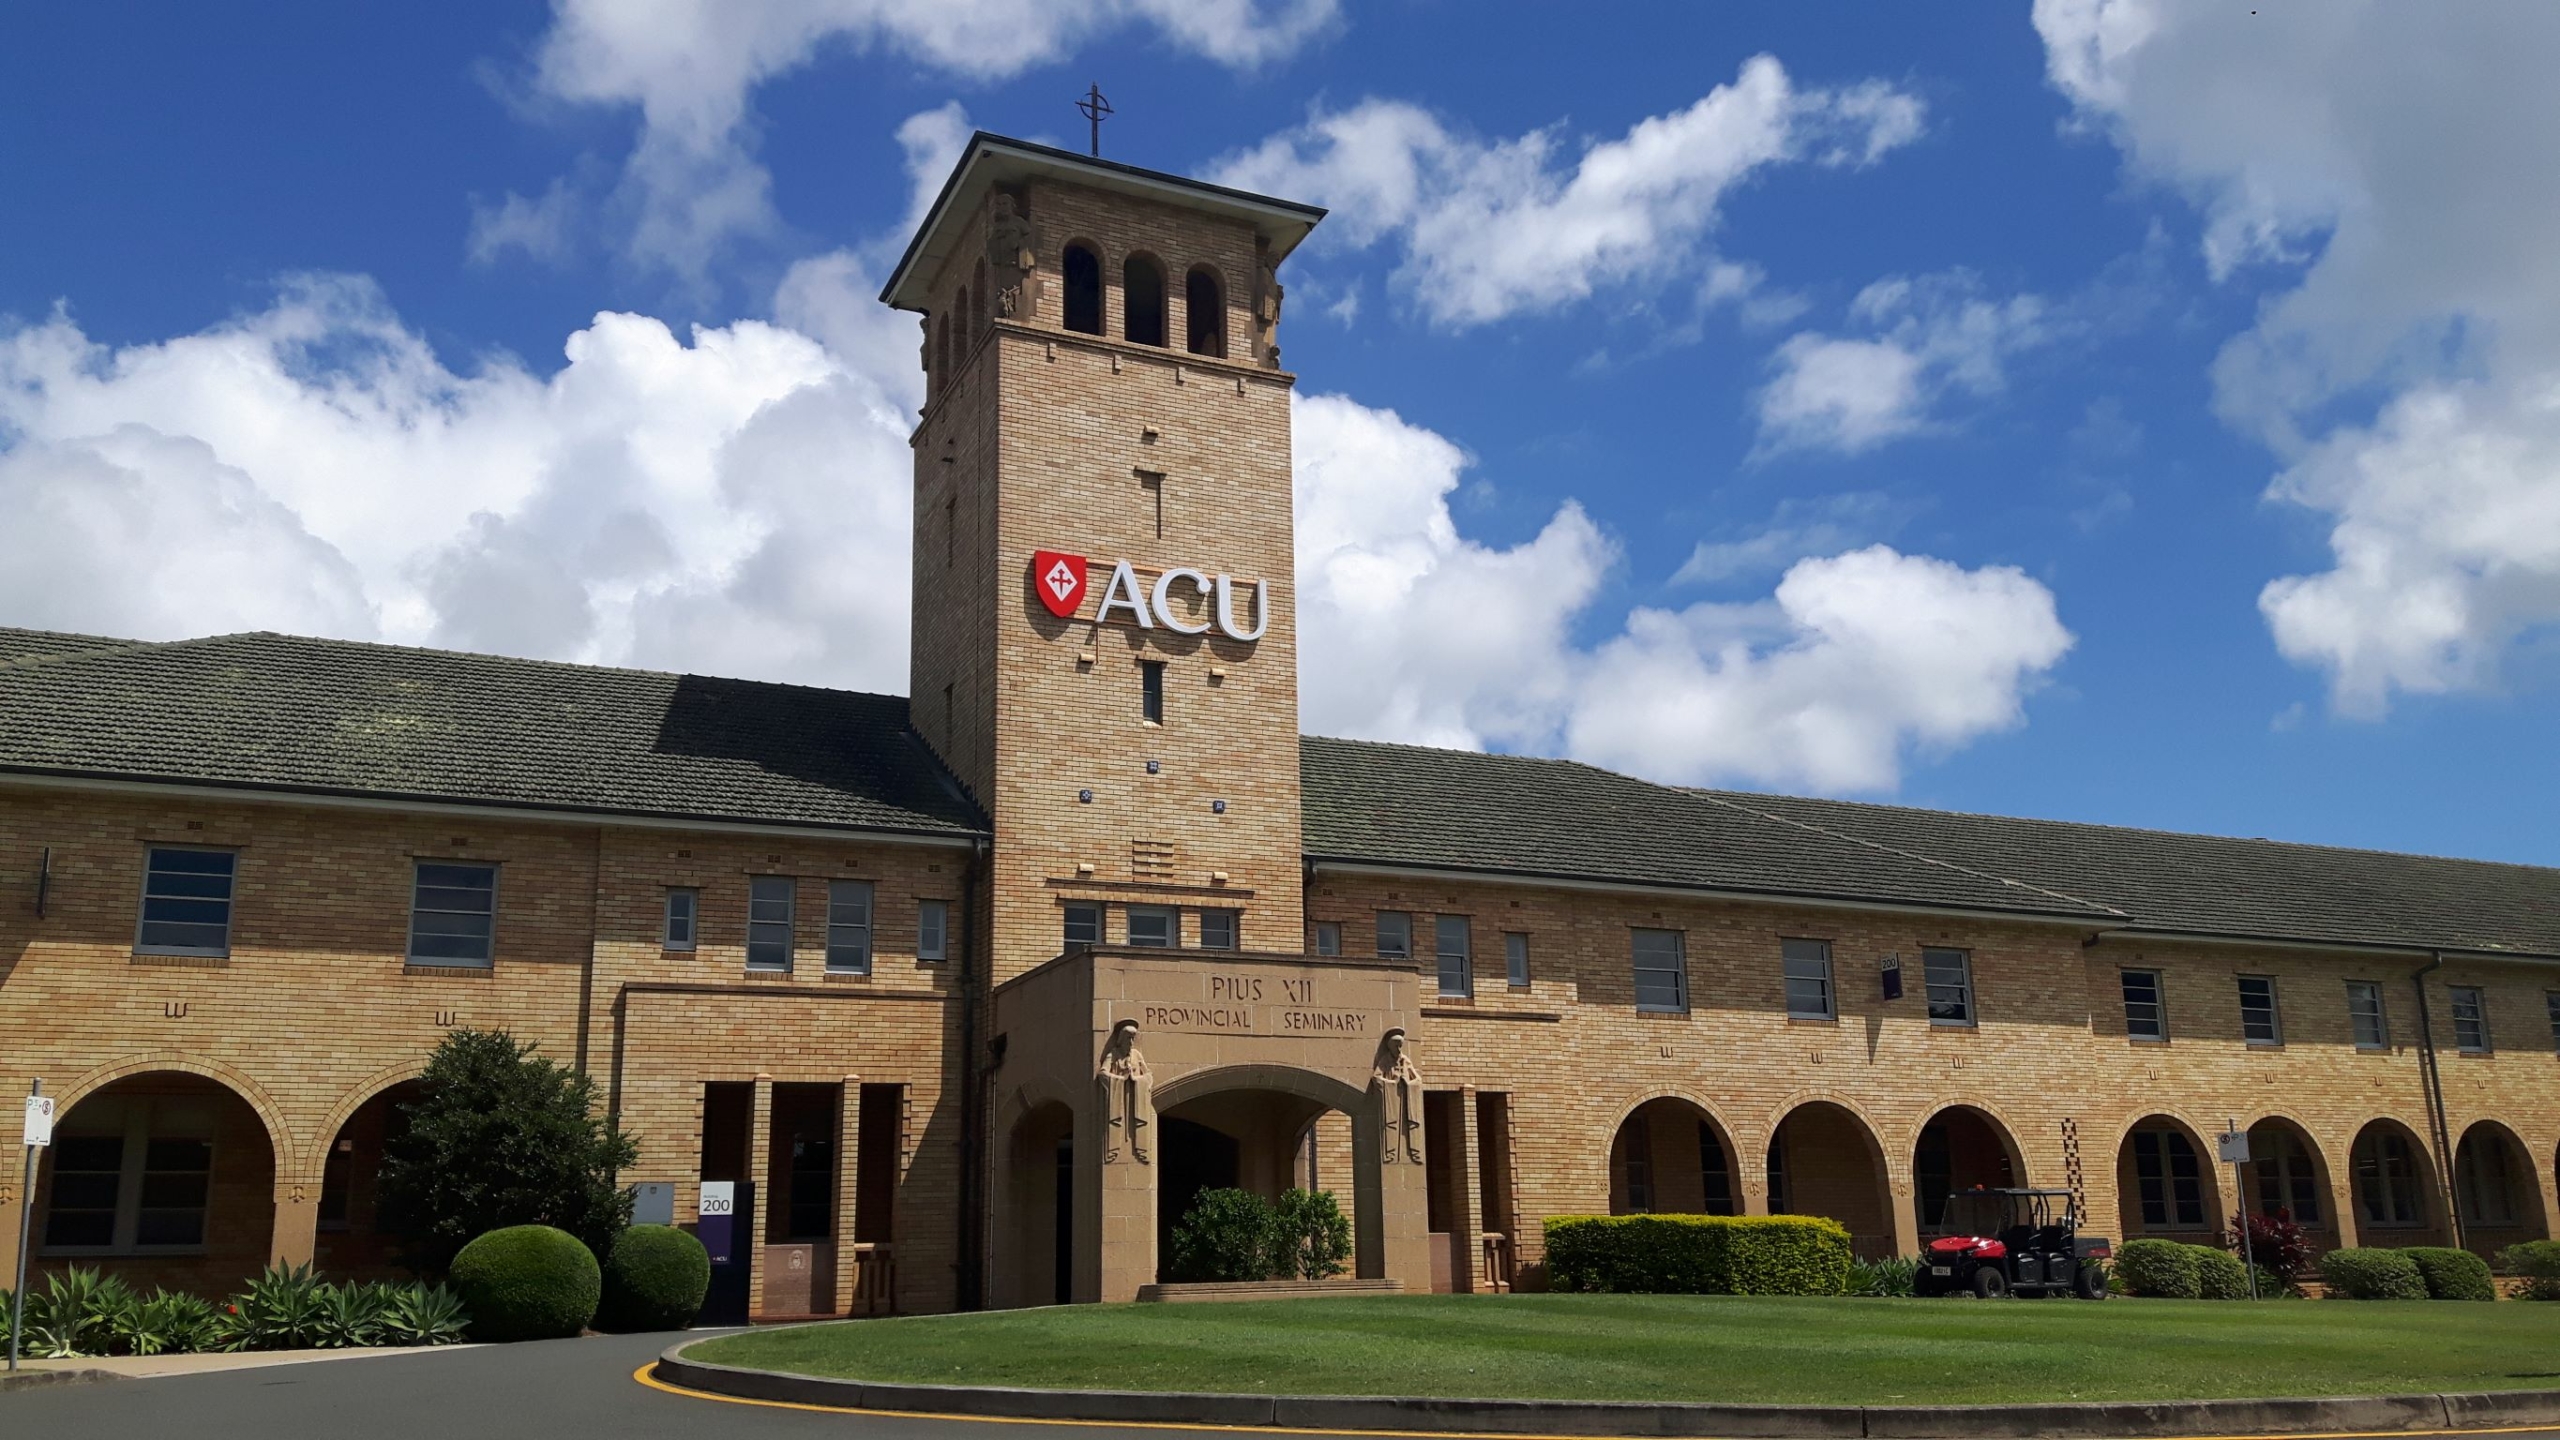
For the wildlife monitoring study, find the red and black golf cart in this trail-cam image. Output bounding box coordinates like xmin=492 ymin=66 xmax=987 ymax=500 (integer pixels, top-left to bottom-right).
xmin=1914 ymin=1187 xmax=2111 ymax=1299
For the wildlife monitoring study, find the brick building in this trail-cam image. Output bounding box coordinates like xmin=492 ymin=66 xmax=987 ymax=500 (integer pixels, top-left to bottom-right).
xmin=3 ymin=134 xmax=2555 ymax=1315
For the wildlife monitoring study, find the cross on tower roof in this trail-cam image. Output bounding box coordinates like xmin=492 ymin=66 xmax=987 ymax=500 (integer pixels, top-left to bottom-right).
xmin=1077 ymin=84 xmax=1113 ymax=158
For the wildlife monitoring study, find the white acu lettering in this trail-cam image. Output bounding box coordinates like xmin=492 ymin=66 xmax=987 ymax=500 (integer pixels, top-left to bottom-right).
xmin=1150 ymin=568 xmax=1211 ymax=635
xmin=1092 ymin=560 xmax=1154 ymax=629
xmin=1215 ymin=574 xmax=1269 ymax=641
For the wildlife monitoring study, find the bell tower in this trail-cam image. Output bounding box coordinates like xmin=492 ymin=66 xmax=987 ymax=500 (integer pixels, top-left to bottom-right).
xmin=883 ymin=134 xmax=1325 ymax=982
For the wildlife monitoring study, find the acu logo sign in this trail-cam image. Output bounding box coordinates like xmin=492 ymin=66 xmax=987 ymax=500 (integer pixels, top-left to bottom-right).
xmin=1027 ymin=551 xmax=1269 ymax=642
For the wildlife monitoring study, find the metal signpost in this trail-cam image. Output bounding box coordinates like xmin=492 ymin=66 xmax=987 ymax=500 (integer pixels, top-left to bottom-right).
xmin=13 ymin=1080 xmax=50 ymax=1371
xmin=2218 ymin=1120 xmax=2257 ymax=1300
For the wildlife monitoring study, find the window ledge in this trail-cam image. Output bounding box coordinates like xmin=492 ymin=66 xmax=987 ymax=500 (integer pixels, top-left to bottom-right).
xmin=1928 ymin=1020 xmax=1979 ymax=1031
xmin=2128 ymin=1036 xmax=2171 ymax=1045
xmin=132 ymin=951 xmax=230 ymax=969
xmin=2246 ymin=1040 xmax=2286 ymax=1050
xmin=1635 ymin=1006 xmax=1690 ymax=1018
xmin=1786 ymin=1015 xmax=1840 ymax=1026
xmin=822 ymin=970 xmax=876 ymax=983
xmin=402 ymin=963 xmax=493 ymax=978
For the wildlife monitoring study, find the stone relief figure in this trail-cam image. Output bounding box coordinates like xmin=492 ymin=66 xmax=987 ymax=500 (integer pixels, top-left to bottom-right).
xmin=1254 ymin=253 xmax=1284 ymax=368
xmin=1371 ymin=1027 xmax=1423 ymax=1165
xmin=986 ymin=192 xmax=1041 ymax=321
xmin=1097 ymin=1018 xmax=1152 ymax=1165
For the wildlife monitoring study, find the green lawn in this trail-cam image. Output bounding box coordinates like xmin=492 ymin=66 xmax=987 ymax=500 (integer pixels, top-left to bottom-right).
xmin=688 ymin=1294 xmax=2560 ymax=1406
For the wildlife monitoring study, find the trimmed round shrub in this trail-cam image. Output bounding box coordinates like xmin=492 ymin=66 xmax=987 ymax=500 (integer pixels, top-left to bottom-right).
xmin=448 ymin=1224 xmax=601 ymax=1341
xmin=2497 ymin=1240 xmax=2560 ymax=1300
xmin=2192 ymin=1244 xmax=2253 ymax=1299
xmin=2404 ymin=1246 xmax=2496 ymax=1301
xmin=2320 ymin=1247 xmax=2428 ymax=1300
xmin=2112 ymin=1238 xmax=2201 ymax=1298
xmin=595 ymin=1224 xmax=711 ymax=1332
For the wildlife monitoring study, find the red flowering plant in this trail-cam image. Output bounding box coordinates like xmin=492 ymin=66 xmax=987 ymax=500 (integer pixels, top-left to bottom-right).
xmin=2221 ymin=1210 xmax=2319 ymax=1291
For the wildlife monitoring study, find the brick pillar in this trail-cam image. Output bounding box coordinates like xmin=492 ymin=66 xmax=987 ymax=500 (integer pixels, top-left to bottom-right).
xmin=1739 ymin=1134 xmax=1771 ymax=1216
xmin=833 ymin=1076 xmax=861 ymax=1314
xmin=272 ymin=1173 xmax=320 ymax=1268
xmin=1887 ymin=1177 xmax=1921 ymax=1261
xmin=745 ymin=1074 xmax=773 ymax=1320
xmin=1449 ymin=1087 xmax=1481 ymax=1293
xmin=1095 ymin=1082 xmax=1155 ymax=1302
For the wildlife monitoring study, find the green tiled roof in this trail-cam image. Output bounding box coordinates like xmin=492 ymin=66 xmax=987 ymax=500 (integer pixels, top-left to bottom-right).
xmin=0 ymin=630 xmax=985 ymax=839
xmin=1302 ymin=735 xmax=2560 ymax=958
xmin=1298 ymin=736 xmax=2119 ymax=921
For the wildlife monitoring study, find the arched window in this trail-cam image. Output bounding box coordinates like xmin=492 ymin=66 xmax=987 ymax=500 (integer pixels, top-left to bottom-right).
xmin=1185 ymin=267 xmax=1225 ymax=357
xmin=954 ymin=286 xmax=971 ymax=360
xmin=2129 ymin=1127 xmax=2205 ymax=1228
xmin=2353 ymin=1127 xmax=2425 ymax=1227
xmin=1062 ymin=244 xmax=1103 ymax=335
xmin=1123 ymin=254 xmax=1166 ymax=347
xmin=2249 ymin=1125 xmax=2323 ymax=1223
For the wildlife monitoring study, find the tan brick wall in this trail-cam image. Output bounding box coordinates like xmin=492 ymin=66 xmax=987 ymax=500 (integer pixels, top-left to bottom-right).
xmin=1305 ymin=870 xmax=2560 ymax=1277
xmin=0 ymin=785 xmax=971 ymax=1307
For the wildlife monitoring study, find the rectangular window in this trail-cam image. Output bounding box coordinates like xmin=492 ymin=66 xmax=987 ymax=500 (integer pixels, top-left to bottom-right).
xmin=1505 ymin=932 xmax=1531 ymax=989
xmin=1063 ymin=902 xmax=1102 ymax=949
xmin=662 ymin=888 xmax=698 ymax=951
xmin=917 ymin=900 xmax=949 ymax=963
xmin=2121 ymin=968 xmax=2166 ymax=1040
xmin=1310 ymin=921 xmax=1341 ymax=956
xmin=1922 ymin=947 xmax=1973 ymax=1026
xmin=1201 ymin=908 xmax=1240 ymax=951
xmin=2348 ymin=980 xmax=2389 ymax=1049
xmin=1140 ymin=660 xmax=1165 ymax=724
xmin=1782 ymin=938 xmax=1834 ymax=1020
xmin=2450 ymin=985 xmax=2490 ymax=1053
xmin=2238 ymin=975 xmax=2282 ymax=1044
xmin=408 ymin=862 xmax=497 ymax=967
xmin=1127 ymin=905 xmax=1175 ymax=948
xmin=42 ymin=1100 xmax=213 ymax=1254
xmin=1632 ymin=928 xmax=1687 ymax=1013
xmin=825 ymin=880 xmax=873 ymax=974
xmin=42 ymin=1133 xmax=124 ymax=1248
xmin=1376 ymin=911 xmax=1411 ymax=959
xmin=746 ymin=876 xmax=795 ymax=972
xmin=135 ymin=847 xmax=237 ymax=956
xmin=1434 ymin=915 xmax=1472 ymax=998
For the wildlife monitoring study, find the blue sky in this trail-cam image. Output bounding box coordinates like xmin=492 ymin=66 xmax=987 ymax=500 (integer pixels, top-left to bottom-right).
xmin=6 ymin=1 xmax=2559 ymax=866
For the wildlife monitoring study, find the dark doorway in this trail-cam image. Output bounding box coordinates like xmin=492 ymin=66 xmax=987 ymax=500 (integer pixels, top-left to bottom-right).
xmin=1053 ymin=1135 xmax=1074 ymax=1305
xmin=1157 ymin=1115 xmax=1240 ymax=1272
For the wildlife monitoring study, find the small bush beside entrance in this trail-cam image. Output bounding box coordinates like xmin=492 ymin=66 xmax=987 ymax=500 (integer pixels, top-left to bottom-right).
xmin=1166 ymin=1187 xmax=1354 ymax=1283
xmin=597 ymin=1224 xmax=714 ymax=1332
xmin=1542 ymin=1215 xmax=1853 ymax=1295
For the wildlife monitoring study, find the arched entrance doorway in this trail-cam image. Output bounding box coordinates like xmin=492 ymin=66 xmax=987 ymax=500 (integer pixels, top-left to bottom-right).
xmin=1914 ymin=1106 xmax=2022 ymax=1233
xmin=1767 ymin=1102 xmax=1893 ymax=1257
xmin=1155 ymin=1087 xmax=1334 ymax=1279
xmin=1608 ymin=1097 xmax=1738 ymax=1215
xmin=2455 ymin=1121 xmax=2547 ymax=1255
xmin=2241 ymin=1118 xmax=2335 ymax=1241
xmin=1001 ymin=1100 xmax=1077 ymax=1308
xmin=311 ymin=1079 xmax=424 ymax=1281
xmin=33 ymin=1071 xmax=278 ymax=1296
xmin=2348 ymin=1118 xmax=2449 ymax=1247
xmin=2116 ymin=1116 xmax=2222 ymax=1241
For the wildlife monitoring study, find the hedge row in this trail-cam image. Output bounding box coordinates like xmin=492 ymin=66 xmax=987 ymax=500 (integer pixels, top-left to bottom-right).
xmin=2321 ymin=1246 xmax=2494 ymax=1301
xmin=2500 ymin=1240 xmax=2560 ymax=1301
xmin=2113 ymin=1239 xmax=2268 ymax=1299
xmin=1544 ymin=1215 xmax=1853 ymax=1295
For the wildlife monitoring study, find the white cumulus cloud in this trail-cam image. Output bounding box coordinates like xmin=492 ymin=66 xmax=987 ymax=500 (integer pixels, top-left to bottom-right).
xmin=1756 ymin=272 xmax=2051 ymax=456
xmin=0 ymin=267 xmax=922 ymax=691
xmin=1294 ymin=394 xmax=2073 ymax=791
xmin=2034 ymin=0 xmax=2560 ymax=714
xmin=517 ymin=0 xmax=1337 ymax=277
xmin=1210 ymin=57 xmax=1925 ymax=328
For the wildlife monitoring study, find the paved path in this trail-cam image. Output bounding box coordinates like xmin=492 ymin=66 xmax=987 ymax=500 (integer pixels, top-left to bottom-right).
xmin=8 ymin=1331 xmax=2560 ymax=1440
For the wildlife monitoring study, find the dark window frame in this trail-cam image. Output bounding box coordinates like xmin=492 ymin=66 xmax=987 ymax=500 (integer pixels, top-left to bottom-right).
xmin=134 ymin=846 xmax=239 ymax=958
xmin=746 ymin=875 xmax=795 ymax=973
xmin=407 ymin=860 xmax=499 ymax=968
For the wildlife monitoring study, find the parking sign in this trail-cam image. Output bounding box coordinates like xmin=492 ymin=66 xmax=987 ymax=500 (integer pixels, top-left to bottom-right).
xmin=21 ymin=1095 xmax=51 ymax=1149
xmin=2217 ymin=1129 xmax=2249 ymax=1164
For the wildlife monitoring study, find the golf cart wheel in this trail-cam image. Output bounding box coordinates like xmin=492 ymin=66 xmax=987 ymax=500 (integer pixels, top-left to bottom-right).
xmin=2074 ymin=1261 xmax=2110 ymax=1300
xmin=1969 ymin=1266 xmax=2009 ymax=1300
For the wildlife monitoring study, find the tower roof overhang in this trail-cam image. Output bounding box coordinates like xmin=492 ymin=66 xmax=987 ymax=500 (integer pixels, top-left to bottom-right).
xmin=879 ymin=131 xmax=1327 ymax=313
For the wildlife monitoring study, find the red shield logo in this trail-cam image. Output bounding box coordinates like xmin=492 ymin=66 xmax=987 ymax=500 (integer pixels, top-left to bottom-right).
xmin=1031 ymin=551 xmax=1088 ymax=618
